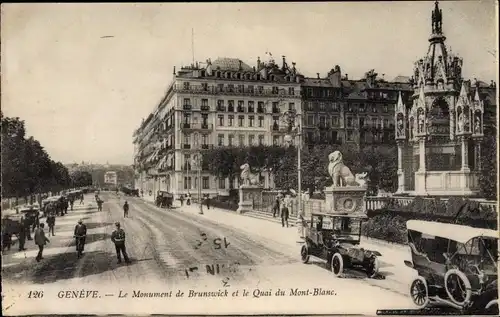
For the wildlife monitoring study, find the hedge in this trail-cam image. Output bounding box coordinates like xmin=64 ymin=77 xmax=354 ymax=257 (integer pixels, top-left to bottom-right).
xmin=362 ymin=197 xmax=498 ymax=244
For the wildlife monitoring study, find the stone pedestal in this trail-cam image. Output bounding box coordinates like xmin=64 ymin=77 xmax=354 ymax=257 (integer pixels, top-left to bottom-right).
xmin=237 ymin=185 xmax=263 ymax=214
xmin=324 ymin=186 xmax=367 ymax=214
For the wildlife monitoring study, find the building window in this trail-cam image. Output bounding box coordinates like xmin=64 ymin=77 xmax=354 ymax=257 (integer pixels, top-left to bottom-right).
xmin=184 ymin=154 xmax=191 ymax=170
xmin=288 ymin=87 xmax=295 ymax=95
xmin=201 ymin=99 xmax=208 ymax=107
xmin=273 ymin=135 xmax=280 ymax=146
xmin=257 ymin=102 xmax=265 ymax=113
xmin=184 ymin=134 xmax=191 ymax=145
xmin=258 ymin=86 xmax=264 ymax=93
xmin=183 ymin=82 xmax=190 ymax=90
xmin=218 ymin=134 xmax=224 ymax=146
xmin=228 ymin=100 xmax=234 ymax=112
xmin=217 ymin=84 xmax=223 ymax=92
xmin=272 ymin=87 xmax=279 ymax=94
xmin=359 ymin=103 xmax=365 ymax=112
xmin=227 ymin=115 xmax=233 ymax=127
xmin=238 ymin=101 xmax=245 ymax=112
xmin=237 ymin=85 xmax=244 ymax=93
xmin=332 ymin=102 xmax=339 ymax=112
xmin=218 ymin=178 xmax=226 ymax=189
xmin=320 ymin=116 xmax=326 ymax=127
xmin=227 ymin=84 xmax=234 ymax=92
xmin=383 ymin=119 xmax=389 ymax=127
xmin=272 ymin=102 xmax=279 ymax=113
xmin=258 ymin=116 xmax=264 ymax=127
xmin=228 ymin=135 xmax=234 ymax=146
xmin=332 ymin=117 xmax=339 ymax=127
xmin=217 ymin=100 xmax=225 ymax=111
xmin=249 ymin=135 xmax=255 ymax=145
xmin=201 ymin=83 xmax=208 ymax=91
xmin=347 ymin=131 xmax=354 ymax=141
xmin=183 ymin=113 xmax=191 ymax=125
xmin=307 ymin=88 xmax=313 ymax=96
xmin=238 ymin=115 xmax=244 ymax=127
xmin=347 ymin=117 xmax=353 ymax=128
xmin=249 ymin=116 xmax=254 ymax=127
xmin=201 ymin=114 xmax=208 ymax=126
xmin=248 ymin=101 xmax=255 ymax=113
xmin=202 ymin=177 xmax=209 ymax=189
xmin=359 ymin=118 xmax=365 ymax=127
xmin=288 ymin=103 xmax=295 ymax=111
xmin=202 ymin=134 xmax=208 ymax=146
xmin=383 ymin=104 xmax=389 ymax=113
xmin=184 ymin=98 xmax=190 ymax=106
xmin=258 ymin=135 xmax=264 ymax=145
xmin=218 ymin=115 xmax=224 ymax=126
xmin=248 ymin=85 xmax=254 ymax=93
xmin=319 ymin=102 xmax=325 ymax=111
xmin=327 ymin=89 xmax=333 ymax=97
xmin=371 ymin=118 xmax=377 ymax=127
xmin=307 ymin=115 xmax=314 ymax=126
xmin=239 ymin=135 xmax=245 ymax=146
xmin=184 ymin=176 xmax=192 ymax=189
xmin=372 ymin=104 xmax=377 ymax=113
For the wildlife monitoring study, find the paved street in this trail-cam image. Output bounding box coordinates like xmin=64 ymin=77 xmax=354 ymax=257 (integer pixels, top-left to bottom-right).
xmin=3 ymin=192 xmax=416 ymax=315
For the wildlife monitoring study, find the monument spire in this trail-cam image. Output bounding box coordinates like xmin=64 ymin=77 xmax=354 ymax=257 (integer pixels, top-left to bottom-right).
xmin=432 ymin=1 xmax=443 ymax=34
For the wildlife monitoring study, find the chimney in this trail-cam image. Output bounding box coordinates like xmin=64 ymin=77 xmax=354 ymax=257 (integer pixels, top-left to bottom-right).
xmin=257 ymin=57 xmax=261 ymax=70
xmin=239 ymin=60 xmax=242 ymax=71
xmin=173 ymin=66 xmax=176 ymax=75
xmin=282 ymin=55 xmax=286 ymax=69
xmin=317 ymin=73 xmax=320 ymax=79
xmin=345 ymin=74 xmax=348 ymax=80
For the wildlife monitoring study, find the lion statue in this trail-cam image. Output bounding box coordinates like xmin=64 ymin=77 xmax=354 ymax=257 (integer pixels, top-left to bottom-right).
xmin=240 ymin=163 xmax=260 ymax=186
xmin=328 ymin=151 xmax=361 ymax=187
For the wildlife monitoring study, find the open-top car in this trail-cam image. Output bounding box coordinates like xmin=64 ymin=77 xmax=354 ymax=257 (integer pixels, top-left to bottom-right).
xmin=404 ymin=220 xmax=498 ymax=314
xmin=301 ymin=212 xmax=381 ymax=278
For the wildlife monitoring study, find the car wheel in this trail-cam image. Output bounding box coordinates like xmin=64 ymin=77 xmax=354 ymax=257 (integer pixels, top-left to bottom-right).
xmin=330 ymin=253 xmax=343 ymax=277
xmin=300 ymin=245 xmax=310 ymax=264
xmin=410 ymin=276 xmax=430 ymax=308
xmin=444 ymin=269 xmax=472 ymax=306
xmin=366 ymin=257 xmax=380 ymax=278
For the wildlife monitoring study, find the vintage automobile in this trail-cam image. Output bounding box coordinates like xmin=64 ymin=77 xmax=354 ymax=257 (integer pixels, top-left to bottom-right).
xmin=67 ymin=190 xmax=83 ymax=201
xmin=3 ymin=205 xmax=41 ymax=236
xmin=156 ymin=191 xmax=174 ymax=208
xmin=404 ymin=220 xmax=498 ymax=314
xmin=301 ymin=212 xmax=381 ymax=278
xmin=121 ymin=187 xmax=139 ymax=197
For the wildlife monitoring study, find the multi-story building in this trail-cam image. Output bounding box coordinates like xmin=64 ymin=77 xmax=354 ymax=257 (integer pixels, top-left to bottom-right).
xmin=104 ymin=171 xmax=118 ymax=186
xmin=133 ymin=55 xmax=303 ymax=198
xmin=301 ymin=67 xmax=413 ymax=148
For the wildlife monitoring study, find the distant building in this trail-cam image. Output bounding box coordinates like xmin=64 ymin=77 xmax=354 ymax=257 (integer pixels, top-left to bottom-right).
xmin=104 ymin=171 xmax=118 ymax=185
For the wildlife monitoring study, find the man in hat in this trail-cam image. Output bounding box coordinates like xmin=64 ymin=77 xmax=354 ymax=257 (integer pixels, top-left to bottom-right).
xmin=46 ymin=212 xmax=56 ymax=236
xmin=111 ymin=222 xmax=130 ymax=264
xmin=123 ymin=201 xmax=129 ymax=218
xmin=74 ymin=219 xmax=87 ymax=252
xmin=34 ymin=223 xmax=50 ymax=262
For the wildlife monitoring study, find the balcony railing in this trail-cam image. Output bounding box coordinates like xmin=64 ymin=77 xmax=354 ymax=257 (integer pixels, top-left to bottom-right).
xmin=201 ymin=105 xmax=210 ymax=111
xmin=183 ymin=104 xmax=192 ymax=110
xmin=174 ymin=84 xmax=299 ymax=98
xmin=183 ymin=144 xmax=191 ymax=149
xmin=272 ymin=108 xmax=280 ymax=114
xmin=181 ymin=123 xmax=213 ymax=131
xmin=201 ymin=144 xmax=214 ymax=150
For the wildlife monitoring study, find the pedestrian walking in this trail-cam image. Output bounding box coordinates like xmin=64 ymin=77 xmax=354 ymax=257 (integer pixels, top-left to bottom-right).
xmin=186 ymin=193 xmax=191 ymax=205
xmin=97 ymin=199 xmax=103 ymax=212
xmin=123 ymin=201 xmax=129 ymax=218
xmin=80 ymin=194 xmax=84 ymax=205
xmin=272 ymin=194 xmax=281 ymax=218
xmin=34 ymin=223 xmax=50 ymax=262
xmin=64 ymin=197 xmax=69 ymax=214
xmin=18 ymin=216 xmax=27 ymax=251
xmin=281 ymin=195 xmax=290 ymax=228
xmin=179 ymin=195 xmax=184 ymax=206
xmin=46 ymin=212 xmax=56 ymax=236
xmin=24 ymin=216 xmax=33 ymax=240
xmin=205 ymin=195 xmax=211 ymax=210
xmin=69 ymin=198 xmax=74 ymax=211
xmin=111 ymin=222 xmax=130 ymax=264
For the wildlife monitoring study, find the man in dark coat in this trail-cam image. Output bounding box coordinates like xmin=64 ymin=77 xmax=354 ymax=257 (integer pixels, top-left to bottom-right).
xmin=74 ymin=219 xmax=87 ymax=252
xmin=46 ymin=212 xmax=56 ymax=236
xmin=123 ymin=201 xmax=129 ymax=218
xmin=34 ymin=223 xmax=50 ymax=262
xmin=111 ymin=222 xmax=130 ymax=264
xmin=18 ymin=216 xmax=27 ymax=251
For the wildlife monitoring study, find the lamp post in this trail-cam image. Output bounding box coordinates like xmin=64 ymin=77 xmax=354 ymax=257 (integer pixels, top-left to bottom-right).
xmin=281 ymin=109 xmax=304 ymax=236
xmin=192 ymin=153 xmax=203 ymax=215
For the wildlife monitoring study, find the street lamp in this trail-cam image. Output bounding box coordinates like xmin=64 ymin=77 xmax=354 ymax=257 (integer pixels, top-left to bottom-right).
xmin=280 ymin=109 xmax=304 ymax=235
xmin=192 ymin=153 xmax=203 ymax=215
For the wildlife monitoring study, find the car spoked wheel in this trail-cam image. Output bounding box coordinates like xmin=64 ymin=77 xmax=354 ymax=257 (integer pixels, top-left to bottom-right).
xmin=410 ymin=276 xmax=429 ymax=308
xmin=300 ymin=245 xmax=310 ymax=264
xmin=366 ymin=257 xmax=380 ymax=278
xmin=445 ymin=269 xmax=472 ymax=306
xmin=330 ymin=253 xmax=343 ymax=277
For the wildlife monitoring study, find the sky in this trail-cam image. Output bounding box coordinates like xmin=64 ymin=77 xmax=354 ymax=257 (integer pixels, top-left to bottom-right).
xmin=1 ymin=1 xmax=497 ymax=165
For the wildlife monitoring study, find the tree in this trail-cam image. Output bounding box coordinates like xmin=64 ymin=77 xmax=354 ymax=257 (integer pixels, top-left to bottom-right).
xmin=70 ymin=171 xmax=93 ymax=188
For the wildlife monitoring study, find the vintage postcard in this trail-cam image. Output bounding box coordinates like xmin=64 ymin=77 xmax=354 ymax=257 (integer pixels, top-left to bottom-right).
xmin=1 ymin=1 xmax=498 ymax=316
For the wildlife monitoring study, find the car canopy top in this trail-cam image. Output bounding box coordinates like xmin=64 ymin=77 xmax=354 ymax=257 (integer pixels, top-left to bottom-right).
xmin=406 ymin=220 xmax=499 ymax=245
xmin=311 ymin=212 xmax=368 ymax=220
xmin=19 ymin=205 xmax=40 ymax=212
